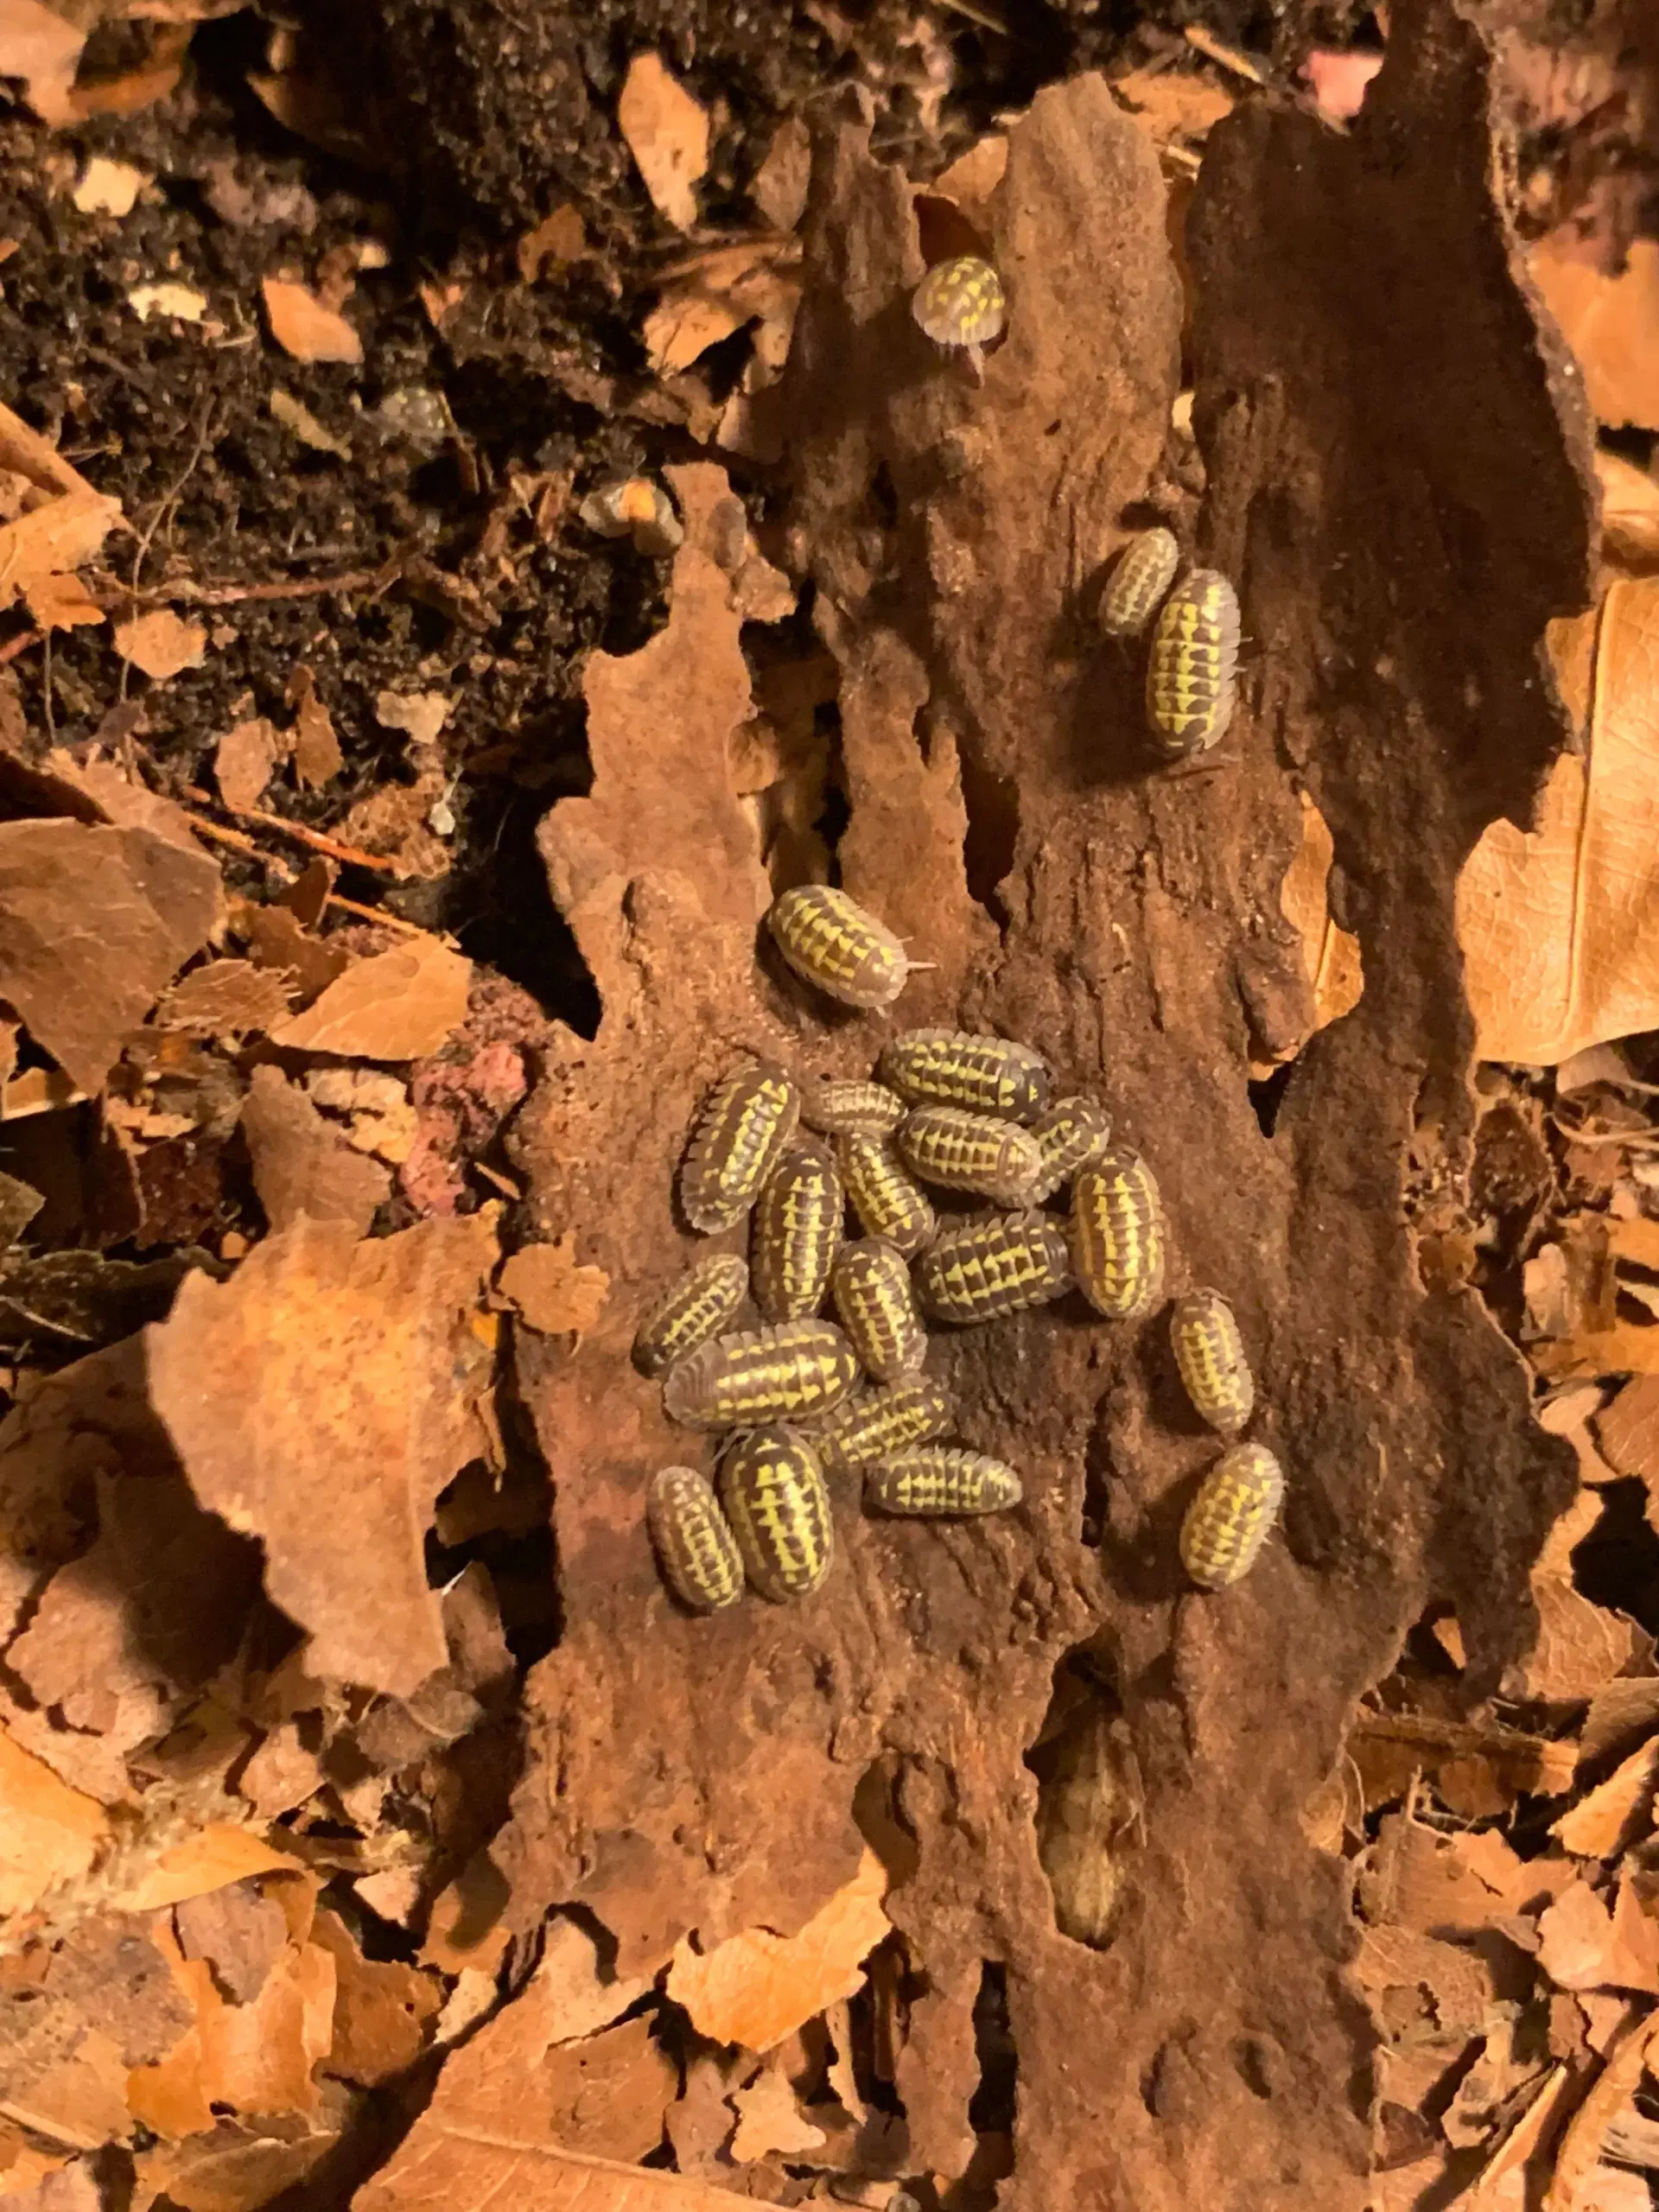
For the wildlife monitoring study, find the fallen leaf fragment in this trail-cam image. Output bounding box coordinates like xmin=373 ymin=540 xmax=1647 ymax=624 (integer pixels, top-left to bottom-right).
xmin=156 ymin=958 xmax=293 ymax=1039
xmin=1598 ymin=450 xmax=1659 ymax=569
xmin=261 ymin=276 xmax=362 ymax=365
xmin=146 ymin=1213 xmax=498 ymax=1695
xmin=289 ymin=671 xmax=343 ymax=787
xmin=499 ymin=1236 xmax=610 ymax=1336
xmin=1459 ymin=578 xmax=1659 ymax=1062
xmin=0 ymin=0 xmax=85 ymax=124
xmin=131 ymin=2120 xmax=340 ymax=2212
xmin=1552 ymin=1738 xmax=1659 ymax=1859
xmin=518 ymin=204 xmax=586 ymax=282
xmin=128 ymin=282 xmax=208 ymax=325
xmin=114 ymin=609 xmax=207 ymax=681
xmin=667 ymin=1847 xmax=889 ymax=2052
xmin=309 ymin=1908 xmax=439 ymax=2083
xmin=270 ymin=937 xmax=472 ymax=1060
xmin=24 ymin=569 xmax=104 ymax=631
xmin=0 ymin=1726 xmax=108 ymax=1916
xmin=1530 ymin=238 xmax=1659 ymax=435
xmin=728 ymin=2065 xmax=826 ymax=2161
xmin=1542 ymin=2008 xmax=1659 ymax=2209
xmin=269 ymin=388 xmax=350 ymax=460
xmin=618 ymin=52 xmax=709 ymax=232
xmin=240 ymin=1065 xmax=391 ymax=1236
xmin=72 ymin=157 xmax=147 ymax=217
xmin=0 ymin=817 xmax=220 ymax=1093
xmin=1277 ymin=791 xmax=1364 ymax=1045
xmin=375 ymin=689 xmax=451 ymax=747
xmin=214 ymin=717 xmax=286 ymax=812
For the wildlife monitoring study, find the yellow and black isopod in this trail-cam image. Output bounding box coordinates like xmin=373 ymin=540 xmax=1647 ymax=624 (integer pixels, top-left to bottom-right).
xmin=799 ymin=1077 xmax=906 ymax=1140
xmin=721 ymin=1425 xmax=835 ymax=1601
xmin=1146 ymin=568 xmax=1241 ymax=759
xmin=767 ymin=885 xmax=918 ymax=1011
xmin=1179 ymin=1443 xmax=1284 ymax=1589
xmin=1099 ymin=526 xmax=1179 ymax=639
xmin=879 ymin=1030 xmax=1051 ymax=1124
xmin=752 ymin=1141 xmax=842 ymax=1321
xmin=1028 ymin=1096 xmax=1113 ymax=1205
xmin=680 ymin=1062 xmax=800 ymax=1234
xmin=1170 ymin=1287 xmax=1254 ymax=1435
xmin=836 ymin=1132 xmax=936 ymax=1256
xmin=899 ymin=1106 xmax=1043 ymax=1207
xmin=830 ymin=1237 xmax=927 ymax=1381
xmin=646 ymin=1466 xmax=744 ymax=1611
xmin=632 ymin=1251 xmax=749 ymax=1377
xmin=663 ymin=1319 xmax=861 ymax=1429
xmin=917 ymin=1211 xmax=1072 ymax=1325
xmin=1071 ymin=1147 xmax=1166 ymax=1320
xmin=864 ymin=1446 xmax=1023 ymax=1517
xmin=810 ymin=1373 xmax=954 ymax=1476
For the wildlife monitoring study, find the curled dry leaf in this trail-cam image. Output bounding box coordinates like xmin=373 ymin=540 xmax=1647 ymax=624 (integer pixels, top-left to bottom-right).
xmin=1551 ymin=1738 xmax=1659 ymax=1859
xmin=113 ymin=609 xmax=206 ymax=681
xmin=1458 ymin=580 xmax=1659 ymax=1064
xmin=0 ymin=1726 xmax=108 ymax=1916
xmin=260 ymin=276 xmax=362 ymax=365
xmin=1274 ymin=791 xmax=1364 ymax=1053
xmin=0 ymin=398 xmax=122 ymax=621
xmin=617 ymin=52 xmax=709 ymax=232
xmin=665 ymin=1847 xmax=889 ymax=2053
xmin=146 ymin=1213 xmax=499 ymax=1696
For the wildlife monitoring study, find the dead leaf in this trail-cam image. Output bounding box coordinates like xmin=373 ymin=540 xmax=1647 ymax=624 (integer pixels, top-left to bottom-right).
xmin=0 ymin=816 xmax=221 ymax=1093
xmin=666 ymin=1847 xmax=889 ymax=2052
xmin=239 ymin=1065 xmax=391 ymax=1236
xmin=289 ymin=671 xmax=343 ymax=789
xmin=1530 ymin=237 xmax=1659 ymax=435
xmin=269 ymin=389 xmax=350 ymax=461
xmin=146 ymin=1213 xmax=498 ymax=1695
xmin=1537 ymin=1877 xmax=1659 ymax=1995
xmin=173 ymin=1880 xmax=290 ymax=2004
xmin=518 ymin=205 xmax=586 ymax=282
xmin=114 ymin=610 xmax=207 ymax=681
xmin=0 ymin=0 xmax=84 ymax=123
xmin=1552 ymin=1738 xmax=1659 ymax=1859
xmin=130 ymin=2120 xmax=340 ymax=2212
xmin=23 ymin=569 xmax=104 ymax=631
xmin=498 ymin=1236 xmax=610 ymax=1336
xmin=309 ymin=1908 xmax=439 ymax=2083
xmin=728 ymin=2065 xmax=826 ymax=2161
xmin=261 ymin=276 xmax=362 ymax=365
xmin=1598 ymin=451 xmax=1659 ymax=569
xmin=270 ymin=937 xmax=472 ymax=1060
xmin=0 ymin=1726 xmax=108 ymax=1916
xmin=1110 ymin=66 xmax=1234 ymax=146
xmin=72 ymin=158 xmax=147 ymax=217
xmin=617 ymin=53 xmax=709 ymax=232
xmin=1542 ymin=2009 xmax=1659 ymax=2210
xmin=156 ymin=959 xmax=293 ymax=1039
xmin=641 ymin=242 xmax=800 ymax=378
xmin=0 ymin=403 xmax=123 ymax=620
xmin=1276 ymin=791 xmax=1364 ymax=1045
xmin=751 ymin=117 xmax=810 ymax=232
xmin=1459 ymin=580 xmax=1659 ymax=1063
xmin=375 ymin=690 xmax=450 ymax=748
xmin=128 ymin=282 xmax=208 ymax=324
xmin=214 ymin=718 xmax=286 ymax=812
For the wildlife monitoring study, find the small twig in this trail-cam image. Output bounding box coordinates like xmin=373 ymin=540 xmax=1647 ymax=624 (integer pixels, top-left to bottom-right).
xmin=41 ymin=628 xmax=54 ymax=741
xmin=179 ymin=808 xmax=440 ymax=939
xmin=182 ymin=785 xmax=405 ymax=875
xmin=124 ymin=563 xmax=395 ymax=610
xmin=1184 ymin=23 xmax=1268 ymax=82
xmin=0 ymin=627 xmax=41 ymax=666
xmin=325 ymin=891 xmax=435 ymax=938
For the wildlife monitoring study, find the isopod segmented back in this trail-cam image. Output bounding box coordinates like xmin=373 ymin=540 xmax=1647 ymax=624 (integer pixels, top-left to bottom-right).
xmin=878 ymin=1030 xmax=1051 ymax=1124
xmin=810 ymin=1373 xmax=954 ymax=1476
xmin=632 ymin=1252 xmax=749 ymax=1377
xmin=830 ymin=1237 xmax=927 ymax=1381
xmin=1179 ymin=1443 xmax=1284 ymax=1589
xmin=917 ymin=1210 xmax=1072 ymax=1324
xmin=799 ymin=1077 xmax=906 ymax=1140
xmin=1170 ymin=1287 xmax=1254 ymax=1436
xmin=863 ymin=1446 xmax=1023 ymax=1517
xmin=836 ymin=1132 xmax=936 ymax=1256
xmin=1028 ymin=1096 xmax=1113 ymax=1205
xmin=663 ymin=1319 xmax=861 ymax=1429
xmin=680 ymin=1062 xmax=800 ymax=1234
xmin=1099 ymin=526 xmax=1180 ymax=639
xmin=1146 ymin=568 xmax=1241 ymax=760
xmin=898 ymin=1106 xmax=1043 ymax=1207
xmin=752 ymin=1140 xmax=842 ymax=1321
xmin=1071 ymin=1147 xmax=1166 ymax=1320
xmin=767 ymin=885 xmax=914 ymax=1011
xmin=721 ymin=1425 xmax=835 ymax=1602
xmin=646 ymin=1466 xmax=744 ymax=1611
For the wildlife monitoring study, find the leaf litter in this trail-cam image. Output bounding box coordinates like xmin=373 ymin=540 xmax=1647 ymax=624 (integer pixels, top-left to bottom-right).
xmin=0 ymin=1 xmax=1658 ymax=2209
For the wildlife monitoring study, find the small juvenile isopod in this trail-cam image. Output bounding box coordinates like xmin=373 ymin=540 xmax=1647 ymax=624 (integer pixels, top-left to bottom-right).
xmin=663 ymin=1319 xmax=861 ymax=1430
xmin=1146 ymin=568 xmax=1241 ymax=759
xmin=1071 ymin=1147 xmax=1166 ymax=1320
xmin=836 ymin=1133 xmax=936 ymax=1256
xmin=1099 ymin=526 xmax=1180 ymax=639
xmin=917 ymin=1211 xmax=1072 ymax=1325
xmin=810 ymin=1373 xmax=954 ymax=1477
xmin=1028 ymin=1096 xmax=1113 ymax=1205
xmin=864 ymin=1446 xmax=1023 ymax=1517
xmin=721 ymin=1425 xmax=835 ymax=1602
xmin=632 ymin=1251 xmax=749 ymax=1377
xmin=752 ymin=1141 xmax=842 ymax=1321
xmin=1169 ymin=1287 xmax=1255 ymax=1435
xmin=646 ymin=1466 xmax=744 ymax=1611
xmin=681 ymin=1062 xmax=800 ymax=1234
xmin=830 ymin=1238 xmax=927 ymax=1381
xmin=799 ymin=1077 xmax=906 ymax=1140
xmin=878 ymin=1030 xmax=1051 ymax=1124
xmin=1179 ymin=1442 xmax=1285 ymax=1589
xmin=767 ymin=885 xmax=918 ymax=1011
xmin=899 ymin=1105 xmax=1042 ymax=1207
xmin=912 ymin=255 xmax=1007 ymax=376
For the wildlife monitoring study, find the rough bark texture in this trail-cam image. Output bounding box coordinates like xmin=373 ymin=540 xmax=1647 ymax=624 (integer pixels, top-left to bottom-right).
xmin=505 ymin=11 xmax=1598 ymax=2204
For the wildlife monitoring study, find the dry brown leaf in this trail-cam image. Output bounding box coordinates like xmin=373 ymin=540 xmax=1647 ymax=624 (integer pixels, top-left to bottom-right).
xmin=0 ymin=817 xmax=220 ymax=1093
xmin=260 ymin=276 xmax=362 ymax=365
xmin=1580 ymin=1678 xmax=1659 ymax=1770
xmin=1111 ymin=66 xmax=1234 ymax=145
xmin=156 ymin=958 xmax=292 ymax=1039
xmin=130 ymin=2120 xmax=340 ymax=2212
xmin=213 ymin=718 xmax=285 ymax=813
xmin=1551 ymin=1738 xmax=1659 ymax=1859
xmin=0 ymin=1726 xmax=108 ymax=1916
xmin=289 ymin=671 xmax=342 ymax=788
xmin=1530 ymin=238 xmax=1659 ymax=434
xmin=1359 ymin=1812 xmax=1526 ymax=1935
xmin=25 ymin=569 xmax=105 ymax=630
xmin=115 ymin=610 xmax=207 ymax=681
xmin=1352 ymin=1923 xmax=1491 ymax=2037
xmin=518 ymin=205 xmax=586 ymax=282
xmin=1598 ymin=451 xmax=1659 ymax=569
xmin=1465 ymin=2062 xmax=1572 ymax=2207
xmin=1277 ymin=790 xmax=1364 ymax=1044
xmin=1458 ymin=580 xmax=1659 ymax=1064
xmin=617 ymin=53 xmax=709 ymax=232
xmin=641 ymin=243 xmax=799 ymax=378
xmin=0 ymin=0 xmax=83 ymax=122
xmin=1534 ymin=1325 xmax=1659 ymax=1381
xmin=240 ymin=1065 xmax=391 ymax=1236
xmin=728 ymin=2065 xmax=826 ymax=2162
xmin=498 ymin=1236 xmax=610 ymax=1337
xmin=309 ymin=1908 xmax=439 ymax=2084
xmin=173 ymin=1880 xmax=289 ymax=2005
xmin=269 ymin=938 xmax=471 ymax=1060
xmin=146 ymin=1213 xmax=498 ymax=1695
xmin=1536 ymin=1877 xmax=1659 ymax=1995
xmin=72 ymin=157 xmax=147 ymax=216
xmin=0 ymin=402 xmax=122 ymax=617
xmin=268 ymin=389 xmax=350 ymax=461
xmin=1541 ymin=2009 xmax=1659 ymax=2210
xmin=665 ymin=1847 xmax=888 ymax=2053
xmin=751 ymin=117 xmax=810 ymax=232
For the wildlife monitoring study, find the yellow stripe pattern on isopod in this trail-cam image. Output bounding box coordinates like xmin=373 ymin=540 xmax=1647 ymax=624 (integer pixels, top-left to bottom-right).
xmin=663 ymin=1319 xmax=860 ymax=1429
xmin=1028 ymin=1096 xmax=1114 ymax=1205
xmin=1170 ymin=1287 xmax=1254 ymax=1435
xmin=799 ymin=1077 xmax=906 ymax=1140
xmin=1146 ymin=568 xmax=1241 ymax=759
xmin=632 ymin=1251 xmax=749 ymax=1377
xmin=646 ymin=1466 xmax=744 ymax=1611
xmin=721 ymin=1425 xmax=835 ymax=1601
xmin=680 ymin=1062 xmax=800 ymax=1234
xmin=767 ymin=884 xmax=914 ymax=1011
xmin=836 ymin=1133 xmax=936 ymax=1255
xmin=863 ymin=1446 xmax=1022 ymax=1517
xmin=879 ymin=1029 xmax=1051 ymax=1124
xmin=830 ymin=1237 xmax=927 ymax=1381
xmin=917 ymin=1211 xmax=1072 ymax=1324
xmin=1071 ymin=1147 xmax=1166 ymax=1320
xmin=809 ymin=1374 xmax=954 ymax=1477
xmin=752 ymin=1140 xmax=842 ymax=1321
xmin=1100 ymin=526 xmax=1180 ymax=639
xmin=898 ymin=1106 xmax=1043 ymax=1207
xmin=1179 ymin=1443 xmax=1284 ymax=1589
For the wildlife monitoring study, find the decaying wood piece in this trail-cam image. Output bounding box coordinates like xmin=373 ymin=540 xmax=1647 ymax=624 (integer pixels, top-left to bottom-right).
xmin=505 ymin=6 xmax=1593 ymax=2202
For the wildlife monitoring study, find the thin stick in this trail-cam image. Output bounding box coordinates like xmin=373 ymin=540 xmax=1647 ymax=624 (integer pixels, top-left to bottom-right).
xmin=178 ymin=809 xmax=441 ymax=939
xmin=181 ymin=785 xmax=405 ymax=875
xmin=1183 ymin=23 xmax=1267 ymax=82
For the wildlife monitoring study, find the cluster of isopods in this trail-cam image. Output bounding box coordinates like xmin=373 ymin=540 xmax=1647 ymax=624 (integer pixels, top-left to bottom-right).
xmin=634 ymin=880 xmax=1285 ymax=1612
